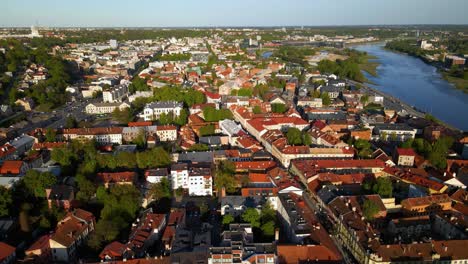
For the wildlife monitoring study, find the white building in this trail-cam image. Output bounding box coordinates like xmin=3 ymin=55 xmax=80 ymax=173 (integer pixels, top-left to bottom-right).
xmin=128 ymin=91 xmax=153 ymax=103
xmin=140 ymin=101 xmax=183 ymax=121
xmin=171 ymin=163 xmax=189 ymax=190
xmin=156 ymin=125 xmax=178 ymax=141
xmin=85 ymin=102 xmax=130 ymax=115
xmin=102 ymin=85 xmax=128 ymax=103
xmin=188 ymin=167 xmax=212 ymax=196
xmin=49 ymin=209 xmax=95 ymax=263
xmin=62 ymin=127 xmax=123 ymax=145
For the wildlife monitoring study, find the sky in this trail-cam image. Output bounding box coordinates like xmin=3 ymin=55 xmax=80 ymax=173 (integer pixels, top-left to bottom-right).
xmin=2 ymin=0 xmax=468 ymax=27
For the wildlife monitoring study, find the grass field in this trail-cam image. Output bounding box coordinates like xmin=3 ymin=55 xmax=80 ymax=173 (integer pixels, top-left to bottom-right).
xmin=442 ymin=73 xmax=468 ymax=93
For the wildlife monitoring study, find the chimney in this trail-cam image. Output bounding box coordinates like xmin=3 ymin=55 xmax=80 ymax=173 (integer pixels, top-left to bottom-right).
xmin=220 ymin=187 xmax=226 ymax=198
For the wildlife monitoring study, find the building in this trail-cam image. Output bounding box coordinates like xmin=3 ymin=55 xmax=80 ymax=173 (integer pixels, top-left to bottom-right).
xmin=372 ymin=123 xmax=417 ymax=142
xmin=140 ymin=101 xmax=183 ymax=121
xmin=208 ymin=224 xmax=276 ymax=264
xmin=15 ymin=97 xmax=35 ymax=111
xmin=0 ymin=242 xmax=15 ymax=264
xmin=188 ymin=166 xmax=213 ymax=196
xmin=24 ymin=235 xmax=51 ymax=264
xmin=401 ymin=195 xmax=452 ymax=216
xmin=126 ymin=209 xmax=166 ymax=258
xmin=85 ymin=102 xmax=130 ymax=115
xmin=103 ymin=84 xmax=128 ymax=103
xmin=62 ymin=127 xmax=123 ymax=145
xmin=0 ymin=160 xmax=27 ymax=175
xmin=393 ymin=148 xmax=416 ymax=167
xmin=277 ymin=244 xmax=342 ymax=264
xmin=145 ymin=168 xmax=169 ymax=186
xmin=171 ymin=163 xmax=189 ymax=190
xmin=156 ymin=125 xmax=177 ymax=141
xmin=49 ymin=209 xmax=95 ymax=263
xmin=46 ymin=185 xmax=75 ymax=210
xmin=445 ymin=55 xmax=466 ymax=67
xmin=97 ymin=171 xmax=137 ymax=188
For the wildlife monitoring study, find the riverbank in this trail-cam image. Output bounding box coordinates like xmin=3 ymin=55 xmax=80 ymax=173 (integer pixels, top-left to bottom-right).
xmin=384 ymin=45 xmax=468 ymax=93
xmin=353 ymin=43 xmax=468 ymax=131
xmin=359 ymin=54 xmax=379 ymax=77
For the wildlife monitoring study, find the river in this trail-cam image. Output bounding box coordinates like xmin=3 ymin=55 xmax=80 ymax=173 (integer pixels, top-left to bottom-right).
xmin=352 ymin=43 xmax=468 ymax=131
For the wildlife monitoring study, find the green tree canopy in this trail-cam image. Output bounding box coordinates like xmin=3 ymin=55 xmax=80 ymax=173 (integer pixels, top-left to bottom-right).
xmin=241 ymin=208 xmax=260 ymax=228
xmin=23 ymin=170 xmax=57 ymax=198
xmin=286 ymin=127 xmax=303 ymax=145
xmin=362 ymin=199 xmax=379 ymax=220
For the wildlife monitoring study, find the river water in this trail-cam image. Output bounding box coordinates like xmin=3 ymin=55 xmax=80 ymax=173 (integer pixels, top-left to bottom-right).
xmin=353 ymin=43 xmax=468 ymax=131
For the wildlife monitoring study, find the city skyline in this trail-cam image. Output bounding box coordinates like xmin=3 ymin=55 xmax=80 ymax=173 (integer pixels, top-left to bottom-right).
xmin=2 ymin=0 xmax=468 ymax=27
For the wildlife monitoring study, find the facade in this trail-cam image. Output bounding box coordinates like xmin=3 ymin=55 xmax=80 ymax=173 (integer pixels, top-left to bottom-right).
xmin=102 ymin=84 xmax=128 ymax=103
xmin=49 ymin=209 xmax=95 ymax=263
xmin=393 ymin=148 xmax=416 ymax=167
xmin=140 ymin=101 xmax=183 ymax=121
xmin=85 ymin=102 xmax=130 ymax=115
xmin=62 ymin=127 xmax=123 ymax=145
xmin=188 ymin=167 xmax=213 ymax=196
xmin=372 ymin=124 xmax=417 ymax=142
xmin=171 ymin=163 xmax=189 ymax=190
xmin=156 ymin=125 xmax=178 ymax=141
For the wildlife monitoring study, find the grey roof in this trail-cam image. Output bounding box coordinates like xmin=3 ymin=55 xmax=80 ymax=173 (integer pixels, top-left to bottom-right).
xmin=199 ymin=136 xmax=222 ymax=146
xmin=305 ymin=112 xmax=347 ymax=121
xmin=178 ymin=152 xmax=214 ymax=163
xmin=221 ymin=196 xmax=266 ymax=208
xmin=48 ymin=185 xmax=74 ymax=200
xmin=321 ymin=85 xmax=343 ymax=93
xmin=146 ymin=168 xmax=169 ymax=177
xmin=373 ymin=123 xmax=415 ymax=131
xmin=145 ymin=101 xmax=183 ymax=109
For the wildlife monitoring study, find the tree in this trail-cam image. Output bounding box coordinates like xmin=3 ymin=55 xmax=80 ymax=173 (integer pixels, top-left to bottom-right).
xmin=51 ymin=147 xmax=77 ymax=167
xmin=363 ymin=199 xmax=379 ymax=220
xmin=75 ymin=174 xmax=96 ymax=202
xmin=23 ymin=170 xmax=57 ymax=198
xmin=188 ymin=144 xmax=209 ymax=152
xmin=429 ymin=136 xmax=454 ymax=169
xmin=271 ymin=103 xmax=287 ymax=113
xmin=303 ymin=133 xmax=312 ymax=146
xmin=360 ymin=94 xmax=369 ymax=106
xmin=286 ymin=127 xmax=303 ymax=145
xmin=112 ymin=107 xmax=133 ymax=124
xmin=0 ymin=186 xmax=12 ymax=217
xmin=320 ymin=92 xmax=331 ymax=106
xmin=214 ymin=161 xmax=237 ymax=194
xmin=222 ymin=214 xmax=235 ymax=226
xmin=88 ymin=219 xmax=121 ymax=250
xmin=237 ymin=88 xmax=253 ymax=97
xmin=175 ymin=187 xmax=184 ymax=197
xmin=149 ymin=178 xmax=172 ymax=200
xmin=372 ymin=177 xmax=393 ymax=198
xmin=252 ymin=105 xmax=262 ymax=114
xmin=45 ymin=128 xmax=57 ymax=142
xmin=260 ymin=220 xmax=276 ymax=237
xmin=199 ymin=124 xmax=215 ymax=136
xmin=241 ymin=208 xmax=260 ymax=228
xmin=64 ymin=116 xmax=78 ymax=128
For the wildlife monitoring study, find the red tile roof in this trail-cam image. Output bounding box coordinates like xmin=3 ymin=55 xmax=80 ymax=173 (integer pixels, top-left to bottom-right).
xmin=0 ymin=144 xmax=16 ymax=158
xmin=128 ymin=121 xmax=153 ymax=127
xmin=234 ymin=161 xmax=276 ymax=171
xmin=277 ymin=245 xmax=341 ymax=264
xmin=99 ymin=241 xmax=126 ymax=259
xmin=0 ymin=160 xmax=24 ymax=175
xmin=396 ymin=148 xmax=416 ymax=156
xmin=97 ymin=172 xmax=136 ymax=184
xmin=0 ymin=242 xmax=15 ymax=262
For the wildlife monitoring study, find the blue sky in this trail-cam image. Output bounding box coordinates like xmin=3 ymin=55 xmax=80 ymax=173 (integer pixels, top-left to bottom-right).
xmin=2 ymin=0 xmax=468 ymax=27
